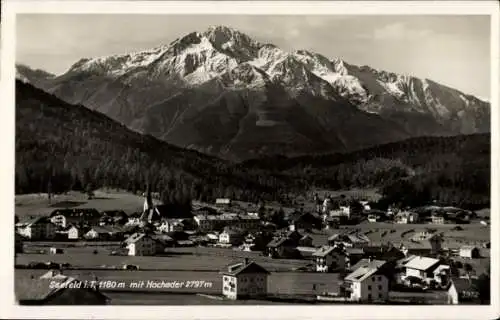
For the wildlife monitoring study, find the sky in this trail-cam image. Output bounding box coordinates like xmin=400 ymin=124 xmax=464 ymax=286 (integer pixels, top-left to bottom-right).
xmin=16 ymin=14 xmax=491 ymax=99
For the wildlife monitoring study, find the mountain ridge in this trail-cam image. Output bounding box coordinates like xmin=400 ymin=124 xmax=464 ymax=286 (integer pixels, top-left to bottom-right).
xmin=16 ymin=25 xmax=490 ymax=160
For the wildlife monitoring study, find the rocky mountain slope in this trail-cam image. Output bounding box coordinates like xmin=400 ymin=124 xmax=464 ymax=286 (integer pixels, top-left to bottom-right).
xmin=17 ymin=26 xmax=490 ymax=161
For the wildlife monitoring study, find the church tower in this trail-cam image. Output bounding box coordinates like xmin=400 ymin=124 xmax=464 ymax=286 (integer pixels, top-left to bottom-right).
xmin=140 ymin=186 xmax=154 ymax=223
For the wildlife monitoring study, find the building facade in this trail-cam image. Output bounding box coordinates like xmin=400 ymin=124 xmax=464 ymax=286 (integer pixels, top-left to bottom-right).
xmin=221 ymin=259 xmax=270 ymax=300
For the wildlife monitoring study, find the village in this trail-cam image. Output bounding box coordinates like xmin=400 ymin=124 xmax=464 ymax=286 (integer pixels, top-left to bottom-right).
xmin=14 ymin=190 xmax=490 ymax=305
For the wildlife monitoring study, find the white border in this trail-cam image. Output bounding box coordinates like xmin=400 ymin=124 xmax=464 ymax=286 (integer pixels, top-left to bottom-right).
xmin=1 ymin=1 xmax=499 ymax=319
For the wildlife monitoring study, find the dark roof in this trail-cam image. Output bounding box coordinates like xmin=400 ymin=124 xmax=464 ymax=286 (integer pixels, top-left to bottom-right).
xmin=449 ymin=277 xmax=477 ymax=293
xmin=155 ymin=204 xmax=193 ymax=219
xmin=267 ymin=237 xmax=288 ymax=248
xmin=15 ymin=276 xmax=109 ymax=303
xmin=16 ymin=278 xmax=56 ymax=301
xmin=22 ymin=216 xmax=51 ymax=226
xmin=88 ymin=225 xmax=124 ymax=234
xmin=222 ymin=261 xmax=270 ymax=276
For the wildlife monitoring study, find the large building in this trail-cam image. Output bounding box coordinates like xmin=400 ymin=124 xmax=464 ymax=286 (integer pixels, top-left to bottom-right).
xmin=49 ymin=208 xmax=101 ymax=228
xmin=312 ymin=246 xmax=337 ymax=272
xmin=123 ymin=233 xmax=162 ymax=256
xmin=17 ymin=217 xmax=57 ymax=240
xmin=341 ymin=259 xmax=389 ymax=302
xmin=194 ymin=213 xmax=260 ymax=232
xmin=221 ymin=259 xmax=270 ymax=300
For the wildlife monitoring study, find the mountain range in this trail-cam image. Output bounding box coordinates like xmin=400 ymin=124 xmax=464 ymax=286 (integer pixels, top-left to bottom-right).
xmin=17 ymin=25 xmax=490 ymax=161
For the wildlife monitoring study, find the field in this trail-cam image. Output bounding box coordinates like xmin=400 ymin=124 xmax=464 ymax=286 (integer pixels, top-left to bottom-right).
xmin=15 ymin=268 xmax=341 ymax=296
xmin=307 ymin=221 xmax=490 ymax=249
xmin=15 ymin=190 xmax=162 ymax=217
xmin=16 ymin=245 xmax=312 ymax=272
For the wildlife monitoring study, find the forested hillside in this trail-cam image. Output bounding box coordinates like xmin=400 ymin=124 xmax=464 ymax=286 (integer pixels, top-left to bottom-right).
xmin=15 ymin=80 xmax=291 ymax=203
xmin=240 ymin=134 xmax=490 ymax=209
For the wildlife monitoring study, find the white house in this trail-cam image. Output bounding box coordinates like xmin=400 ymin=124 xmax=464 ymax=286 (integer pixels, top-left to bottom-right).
xmin=342 ymin=260 xmax=389 ymax=302
xmin=157 ymin=219 xmax=184 ymax=233
xmin=67 ymin=225 xmax=79 ymax=240
xmin=50 ymin=214 xmax=67 ymax=228
xmin=402 ymin=256 xmax=444 ymax=284
xmin=459 ymin=246 xmax=480 ymax=259
xmin=57 ymin=225 xmax=79 ymax=240
xmin=221 ymin=259 xmax=270 ymax=300
xmin=360 ymin=201 xmax=371 ymax=211
xmin=219 ymin=228 xmax=245 ymax=245
xmin=431 ymin=215 xmax=445 ymax=225
xmin=17 ymin=217 xmax=57 ymax=240
xmin=123 ymin=233 xmax=159 ymax=256
xmin=312 ymin=246 xmax=336 ymax=272
xmin=340 ymin=206 xmax=351 ymax=216
xmin=215 ymin=198 xmax=232 ymax=206
xmin=394 ymin=211 xmax=419 ymax=224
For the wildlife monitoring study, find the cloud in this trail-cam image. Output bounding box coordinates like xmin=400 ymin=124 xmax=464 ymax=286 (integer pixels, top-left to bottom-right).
xmin=358 ymin=22 xmax=433 ymax=40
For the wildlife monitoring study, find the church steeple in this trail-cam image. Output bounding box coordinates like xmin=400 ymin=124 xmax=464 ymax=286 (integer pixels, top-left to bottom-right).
xmin=141 ymin=185 xmax=154 ymax=223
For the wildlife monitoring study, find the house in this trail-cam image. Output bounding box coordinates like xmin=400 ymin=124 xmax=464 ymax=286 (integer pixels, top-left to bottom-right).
xmin=221 ymin=259 xmax=270 ymax=300
xmin=84 ymin=226 xmax=124 ymax=241
xmin=49 ymin=208 xmax=101 ymax=228
xmin=341 ymin=260 xmax=389 ymax=302
xmin=157 ymin=219 xmax=185 ymax=233
xmin=431 ymin=214 xmax=445 ymax=225
xmin=446 ymin=277 xmax=480 ymax=304
xmin=328 ymin=232 xmax=371 ymax=248
xmin=123 ymin=233 xmax=162 ymax=256
xmin=400 ymin=255 xmax=449 ymax=286
xmin=99 ymin=210 xmax=128 ymax=226
xmin=312 ymin=246 xmax=337 ymax=272
xmin=215 ymin=198 xmax=232 ymax=206
xmin=360 ymin=201 xmax=371 ymax=211
xmin=15 ymin=276 xmax=109 ymax=305
xmin=56 ymin=225 xmax=79 ymax=240
xmin=194 ymin=214 xmax=260 ymax=232
xmin=394 ymin=211 xmax=419 ymax=224
xmin=459 ymin=246 xmax=480 ymax=259
xmin=219 ymin=228 xmax=245 ymax=246
xmin=17 ymin=217 xmax=57 ymax=240
xmin=405 ymin=232 xmax=443 ymax=256
xmin=288 ymin=211 xmax=322 ymax=230
xmin=266 ymin=237 xmax=298 ymax=258
xmin=298 ymin=234 xmax=313 ymax=247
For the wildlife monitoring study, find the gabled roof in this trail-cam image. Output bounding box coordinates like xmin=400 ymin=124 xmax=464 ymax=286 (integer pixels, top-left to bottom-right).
xmin=267 ymin=237 xmax=289 ymax=248
xmin=313 ymin=246 xmax=336 ymax=257
xmin=460 ymin=245 xmax=478 ymax=250
xmin=23 ymin=216 xmax=51 ymax=226
xmin=448 ymin=277 xmax=477 ymax=293
xmin=403 ymin=256 xmax=440 ymax=271
xmin=88 ymin=225 xmax=124 ymax=234
xmin=345 ymin=247 xmax=364 ymax=255
xmin=222 ymin=261 xmax=270 ymax=276
xmin=344 ymin=266 xmax=381 ymax=282
xmin=124 ymin=232 xmax=148 ymax=244
xmin=349 ymin=259 xmax=386 ymax=272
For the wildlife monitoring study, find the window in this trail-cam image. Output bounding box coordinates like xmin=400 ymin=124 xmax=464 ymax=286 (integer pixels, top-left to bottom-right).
xmin=378 ymin=285 xmax=382 ymax=290
xmin=368 ymin=285 xmax=372 ymax=291
xmin=379 ymin=293 xmax=383 ymax=299
xmin=378 ymin=276 xmax=382 ymax=282
xmin=368 ymin=294 xmax=372 ymax=300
